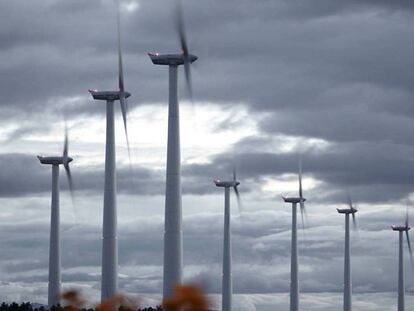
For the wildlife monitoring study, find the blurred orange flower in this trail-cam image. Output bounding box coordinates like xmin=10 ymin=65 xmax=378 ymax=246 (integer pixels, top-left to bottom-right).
xmin=61 ymin=290 xmax=87 ymax=310
xmin=61 ymin=290 xmax=139 ymax=311
xmin=163 ymin=285 xmax=210 ymax=311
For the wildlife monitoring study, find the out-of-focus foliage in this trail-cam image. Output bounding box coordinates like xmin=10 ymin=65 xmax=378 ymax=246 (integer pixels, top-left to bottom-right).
xmin=0 ymin=284 xmax=209 ymax=311
xmin=163 ymin=285 xmax=210 ymax=311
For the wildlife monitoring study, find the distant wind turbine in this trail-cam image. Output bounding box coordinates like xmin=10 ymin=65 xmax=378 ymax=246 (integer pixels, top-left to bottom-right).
xmin=282 ymin=159 xmax=306 ymax=311
xmin=88 ymin=0 xmax=131 ymax=301
xmin=337 ymin=195 xmax=358 ymax=311
xmin=148 ymin=0 xmax=197 ymax=299
xmin=391 ymin=207 xmax=414 ymax=311
xmin=214 ymin=165 xmax=242 ymax=311
xmin=37 ymin=125 xmax=74 ymax=308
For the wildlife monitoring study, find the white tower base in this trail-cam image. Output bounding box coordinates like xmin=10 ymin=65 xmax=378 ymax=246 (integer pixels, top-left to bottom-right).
xmin=48 ymin=164 xmax=61 ymax=308
xmin=343 ymin=214 xmax=352 ymax=311
xmin=398 ymin=231 xmax=404 ymax=311
xmin=222 ymin=187 xmax=232 ymax=311
xmin=163 ymin=65 xmax=183 ymax=299
xmin=290 ymin=202 xmax=299 ymax=311
xmin=101 ymin=100 xmax=118 ymax=301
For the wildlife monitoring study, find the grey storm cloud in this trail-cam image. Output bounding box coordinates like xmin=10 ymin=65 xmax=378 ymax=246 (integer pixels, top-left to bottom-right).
xmin=0 ymin=0 xmax=413 ymax=117
xmin=0 ymin=137 xmax=405 ymax=202
xmin=0 ymin=153 xmax=165 ymax=197
xmin=182 ymin=137 xmax=414 ymax=203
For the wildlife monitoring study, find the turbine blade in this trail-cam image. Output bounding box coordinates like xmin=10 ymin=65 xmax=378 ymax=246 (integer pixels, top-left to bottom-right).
xmin=115 ymin=2 xmax=131 ymax=162
xmin=64 ymin=163 xmax=74 ymax=202
xmin=298 ymin=156 xmax=306 ymax=229
xmin=406 ymin=231 xmax=414 ymax=267
xmin=352 ymin=211 xmax=358 ymax=231
xmin=116 ymin=0 xmax=124 ymax=93
xmin=234 ymin=185 xmax=242 ymax=216
xmin=406 ymin=205 xmax=409 ymax=229
xmin=63 ymin=123 xmax=68 ymax=160
xmin=184 ymin=60 xmax=192 ymax=99
xmin=300 ymin=201 xmax=306 ymax=230
xmin=120 ymin=95 xmax=131 ymax=161
xmin=60 ymin=122 xmax=78 ymax=230
xmin=176 ymin=0 xmax=188 ymax=56
xmin=175 ymin=0 xmax=193 ymax=99
xmin=64 ymin=162 xmax=78 ymax=227
xmin=298 ymin=157 xmax=303 ymax=200
xmin=347 ymin=192 xmax=353 ymax=210
xmin=233 ymin=161 xmax=237 ymax=182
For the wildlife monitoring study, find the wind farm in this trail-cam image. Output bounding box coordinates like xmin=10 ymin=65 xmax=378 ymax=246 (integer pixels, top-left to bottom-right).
xmin=2 ymin=0 xmax=414 ymax=311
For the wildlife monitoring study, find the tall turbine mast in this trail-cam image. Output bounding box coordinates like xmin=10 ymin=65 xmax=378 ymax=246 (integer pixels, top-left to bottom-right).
xmin=89 ymin=0 xmax=131 ymax=301
xmin=337 ymin=195 xmax=358 ymax=311
xmin=37 ymin=126 xmax=74 ymax=308
xmin=148 ymin=1 xmax=197 ymax=299
xmin=282 ymin=159 xmax=307 ymax=311
xmin=391 ymin=207 xmax=414 ymax=311
xmin=214 ymin=166 xmax=242 ymax=311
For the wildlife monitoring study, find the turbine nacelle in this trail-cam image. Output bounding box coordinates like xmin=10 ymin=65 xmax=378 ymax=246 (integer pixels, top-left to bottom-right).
xmin=337 ymin=208 xmax=358 ymax=214
xmin=283 ymin=196 xmax=306 ymax=204
xmin=148 ymin=53 xmax=198 ymax=66
xmin=214 ymin=179 xmax=240 ymax=188
xmin=88 ymin=89 xmax=131 ymax=101
xmin=392 ymin=225 xmax=411 ymax=232
xmin=38 ymin=155 xmax=73 ymax=166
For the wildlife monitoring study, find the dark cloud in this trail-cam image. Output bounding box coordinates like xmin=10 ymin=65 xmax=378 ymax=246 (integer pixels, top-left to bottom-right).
xmin=0 ymin=153 xmax=164 ymax=197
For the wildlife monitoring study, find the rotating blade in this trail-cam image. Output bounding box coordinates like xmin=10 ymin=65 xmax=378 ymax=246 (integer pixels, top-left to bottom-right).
xmin=116 ymin=0 xmax=124 ymax=93
xmin=176 ymin=0 xmax=188 ymax=56
xmin=64 ymin=162 xmax=74 ymax=201
xmin=347 ymin=192 xmax=353 ymax=210
xmin=62 ymin=123 xmax=76 ymax=221
xmin=233 ymin=185 xmax=242 ymax=216
xmin=352 ymin=211 xmax=358 ymax=231
xmin=406 ymin=231 xmax=414 ymax=267
xmin=175 ymin=0 xmax=193 ymax=99
xmin=300 ymin=201 xmax=306 ymax=230
xmin=63 ymin=123 xmax=68 ymax=161
xmin=406 ymin=205 xmax=409 ymax=229
xmin=120 ymin=95 xmax=131 ymax=160
xmin=298 ymin=157 xmax=306 ymax=229
xmin=298 ymin=157 xmax=303 ymax=200
xmin=116 ymin=0 xmax=131 ymax=161
xmin=183 ymin=60 xmax=192 ymax=100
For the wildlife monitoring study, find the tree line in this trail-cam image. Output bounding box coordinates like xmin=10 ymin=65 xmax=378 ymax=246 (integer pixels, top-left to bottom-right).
xmin=0 ymin=303 xmax=162 ymax=311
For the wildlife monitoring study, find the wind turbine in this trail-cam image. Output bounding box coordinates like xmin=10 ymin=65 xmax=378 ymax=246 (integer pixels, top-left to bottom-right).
xmin=282 ymin=159 xmax=306 ymax=311
xmin=37 ymin=126 xmax=74 ymax=308
xmin=214 ymin=166 xmax=241 ymax=311
xmin=88 ymin=0 xmax=131 ymax=301
xmin=337 ymin=195 xmax=358 ymax=311
xmin=391 ymin=207 xmax=414 ymax=311
xmin=148 ymin=0 xmax=197 ymax=299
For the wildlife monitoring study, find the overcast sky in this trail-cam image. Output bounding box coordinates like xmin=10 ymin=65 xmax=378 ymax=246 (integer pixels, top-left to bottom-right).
xmin=1 ymin=0 xmax=414 ymax=309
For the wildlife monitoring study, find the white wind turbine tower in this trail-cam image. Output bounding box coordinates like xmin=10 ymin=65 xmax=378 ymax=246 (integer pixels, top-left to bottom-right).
xmin=148 ymin=0 xmax=197 ymax=299
xmin=337 ymin=195 xmax=358 ymax=311
xmin=37 ymin=126 xmax=74 ymax=308
xmin=282 ymin=159 xmax=306 ymax=311
xmin=214 ymin=166 xmax=241 ymax=311
xmin=391 ymin=207 xmax=414 ymax=311
xmin=88 ymin=0 xmax=131 ymax=301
